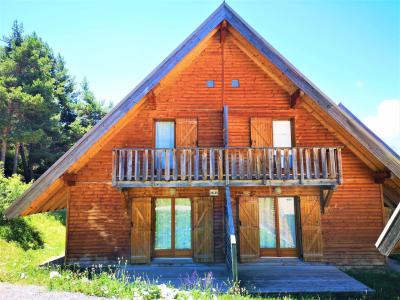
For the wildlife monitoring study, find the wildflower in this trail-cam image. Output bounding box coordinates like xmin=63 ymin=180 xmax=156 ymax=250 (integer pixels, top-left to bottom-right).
xmin=50 ymin=271 xmax=61 ymax=279
xmin=20 ymin=273 xmax=27 ymax=279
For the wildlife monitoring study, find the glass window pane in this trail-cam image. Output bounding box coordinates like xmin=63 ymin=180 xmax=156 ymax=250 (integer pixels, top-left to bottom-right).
xmin=175 ymin=198 xmax=191 ymax=249
xmin=155 ymin=121 xmax=174 ymax=168
xmin=278 ymin=197 xmax=296 ymax=249
xmin=155 ymin=198 xmax=172 ymax=249
xmin=273 ymin=120 xmax=292 ymax=147
xmin=259 ymin=197 xmax=276 ymax=248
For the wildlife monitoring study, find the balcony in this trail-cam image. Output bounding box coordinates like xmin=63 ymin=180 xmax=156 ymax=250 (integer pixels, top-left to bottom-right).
xmin=112 ymin=146 xmax=343 ymax=188
xmin=112 ymin=107 xmax=343 ymax=189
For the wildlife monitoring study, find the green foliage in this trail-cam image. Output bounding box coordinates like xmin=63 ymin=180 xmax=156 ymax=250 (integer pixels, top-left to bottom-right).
xmin=0 ymin=20 xmax=110 ymax=180
xmin=0 ymin=165 xmax=30 ymax=213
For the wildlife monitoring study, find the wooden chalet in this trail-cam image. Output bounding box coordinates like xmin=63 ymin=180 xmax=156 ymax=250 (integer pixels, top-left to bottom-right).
xmin=5 ymin=4 xmax=400 ymax=281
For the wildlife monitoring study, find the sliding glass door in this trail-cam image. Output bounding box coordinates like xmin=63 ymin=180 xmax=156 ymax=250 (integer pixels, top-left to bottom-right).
xmin=259 ymin=196 xmax=298 ymax=257
xmin=154 ymin=198 xmax=192 ymax=257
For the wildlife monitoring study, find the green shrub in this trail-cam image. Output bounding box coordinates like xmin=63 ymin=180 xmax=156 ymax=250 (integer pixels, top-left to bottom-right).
xmin=0 ymin=166 xmax=31 ymax=213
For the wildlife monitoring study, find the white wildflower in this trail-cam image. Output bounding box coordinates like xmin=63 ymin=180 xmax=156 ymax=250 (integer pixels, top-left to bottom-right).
xmin=20 ymin=273 xmax=27 ymax=279
xmin=49 ymin=271 xmax=61 ymax=279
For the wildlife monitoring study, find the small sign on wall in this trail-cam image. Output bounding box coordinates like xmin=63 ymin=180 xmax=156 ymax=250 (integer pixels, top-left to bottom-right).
xmin=209 ymin=189 xmax=219 ymax=196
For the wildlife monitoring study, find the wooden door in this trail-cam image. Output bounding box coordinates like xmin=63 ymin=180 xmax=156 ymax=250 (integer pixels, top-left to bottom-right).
xmin=239 ymin=196 xmax=260 ymax=262
xmin=131 ymin=197 xmax=152 ymax=263
xmin=250 ymin=117 xmax=272 ymax=147
xmin=176 ymin=118 xmax=198 ymax=147
xmin=193 ymin=197 xmax=214 ymax=262
xmin=300 ymin=195 xmax=323 ymax=262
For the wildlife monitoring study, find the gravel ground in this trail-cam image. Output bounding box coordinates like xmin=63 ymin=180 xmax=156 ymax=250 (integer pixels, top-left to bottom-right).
xmin=0 ymin=282 xmax=111 ymax=300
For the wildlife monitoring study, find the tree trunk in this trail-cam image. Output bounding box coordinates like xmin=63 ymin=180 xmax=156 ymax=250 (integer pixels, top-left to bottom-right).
xmin=20 ymin=144 xmax=30 ymax=182
xmin=12 ymin=142 xmax=20 ymax=174
xmin=1 ymin=139 xmax=6 ymax=168
xmin=26 ymin=144 xmax=34 ymax=180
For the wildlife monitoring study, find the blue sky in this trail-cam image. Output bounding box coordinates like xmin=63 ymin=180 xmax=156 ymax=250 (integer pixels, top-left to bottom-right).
xmin=1 ymin=0 xmax=399 ymax=151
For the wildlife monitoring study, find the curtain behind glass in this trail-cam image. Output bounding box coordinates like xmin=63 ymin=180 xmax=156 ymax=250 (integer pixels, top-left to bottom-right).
xmin=175 ymin=198 xmax=191 ymax=249
xmin=278 ymin=197 xmax=296 ymax=248
xmin=155 ymin=198 xmax=172 ymax=249
xmin=155 ymin=121 xmax=174 ymax=168
xmin=259 ymin=197 xmax=276 ymax=248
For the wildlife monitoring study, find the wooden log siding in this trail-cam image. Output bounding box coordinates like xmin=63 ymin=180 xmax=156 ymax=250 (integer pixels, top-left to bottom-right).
xmin=112 ymin=147 xmax=343 ymax=187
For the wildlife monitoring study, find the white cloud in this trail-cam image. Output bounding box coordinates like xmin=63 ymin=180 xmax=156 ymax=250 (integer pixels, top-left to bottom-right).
xmin=363 ymin=99 xmax=400 ymax=154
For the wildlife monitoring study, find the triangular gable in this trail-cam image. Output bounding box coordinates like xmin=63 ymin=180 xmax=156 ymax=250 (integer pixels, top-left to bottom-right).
xmin=5 ymin=3 xmax=400 ymax=218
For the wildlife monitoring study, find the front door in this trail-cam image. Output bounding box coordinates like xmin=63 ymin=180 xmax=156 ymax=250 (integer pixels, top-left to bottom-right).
xmin=153 ymin=198 xmax=192 ymax=257
xmin=239 ymin=196 xmax=299 ymax=261
xmin=259 ymin=197 xmax=298 ymax=257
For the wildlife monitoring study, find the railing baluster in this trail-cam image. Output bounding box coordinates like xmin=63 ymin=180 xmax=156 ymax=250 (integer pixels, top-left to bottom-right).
xmin=202 ymin=149 xmax=207 ymax=180
xmin=210 ymin=148 xmax=215 ymax=181
xmin=181 ymin=149 xmax=187 ymax=181
xmin=276 ymin=149 xmax=282 ymax=180
xmin=321 ymin=148 xmax=327 ymax=179
xmin=151 ymin=149 xmax=155 ymax=184
xmin=262 ymin=148 xmax=267 ymax=184
xmin=188 ymin=149 xmax=192 ymax=183
xmin=173 ymin=149 xmax=178 ymax=181
xmin=337 ymin=148 xmax=343 ymax=184
xmin=247 ymin=149 xmax=253 ymax=180
xmin=119 ymin=150 xmax=125 ymax=181
xmin=218 ymin=149 xmax=224 ymax=180
xmin=165 ymin=149 xmax=170 ymax=181
xmin=157 ymin=150 xmax=162 ymax=181
xmin=239 ymin=150 xmax=244 ymax=180
xmin=268 ymin=148 xmax=274 ymax=180
xmin=284 ymin=149 xmax=290 ymax=179
xmin=194 ymin=148 xmax=199 ymax=180
xmin=231 ymin=150 xmax=236 ymax=179
xmin=292 ymin=148 xmax=298 ymax=179
xmin=255 ymin=149 xmax=261 ymax=179
xmin=134 ymin=150 xmax=140 ymax=181
xmin=329 ymin=148 xmax=336 ymax=179
xmin=299 ymin=148 xmax=304 ymax=184
xmin=305 ymin=148 xmax=311 ymax=179
xmin=143 ymin=150 xmax=148 ymax=181
xmin=126 ymin=150 xmax=133 ymax=181
xmin=313 ymin=148 xmax=320 ymax=179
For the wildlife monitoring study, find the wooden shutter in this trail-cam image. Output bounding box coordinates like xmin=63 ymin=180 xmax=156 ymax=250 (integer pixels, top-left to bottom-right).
xmin=300 ymin=195 xmax=323 ymax=261
xmin=193 ymin=197 xmax=214 ymax=262
xmin=239 ymin=196 xmax=260 ymax=262
xmin=131 ymin=197 xmax=151 ymax=263
xmin=250 ymin=117 xmax=272 ymax=147
xmin=176 ymin=118 xmax=198 ymax=147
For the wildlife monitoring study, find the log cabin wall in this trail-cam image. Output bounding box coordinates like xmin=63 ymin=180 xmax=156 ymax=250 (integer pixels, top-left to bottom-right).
xmin=66 ymin=30 xmax=384 ymax=265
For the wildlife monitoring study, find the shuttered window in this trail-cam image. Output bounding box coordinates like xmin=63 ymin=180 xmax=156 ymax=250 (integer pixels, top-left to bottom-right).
xmin=272 ymin=120 xmax=292 ymax=147
xmin=250 ymin=118 xmax=272 ymax=147
xmin=176 ymin=118 xmax=198 ymax=147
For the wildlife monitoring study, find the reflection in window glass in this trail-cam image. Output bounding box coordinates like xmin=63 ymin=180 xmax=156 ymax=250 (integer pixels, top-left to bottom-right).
xmin=278 ymin=197 xmax=296 ymax=248
xmin=259 ymin=197 xmax=276 ymax=248
xmin=155 ymin=121 xmax=174 ymax=168
xmin=155 ymin=198 xmax=171 ymax=249
xmin=175 ymin=198 xmax=191 ymax=249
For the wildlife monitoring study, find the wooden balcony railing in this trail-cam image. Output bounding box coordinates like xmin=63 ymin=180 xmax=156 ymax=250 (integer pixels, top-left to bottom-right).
xmin=112 ymin=146 xmax=343 ymax=187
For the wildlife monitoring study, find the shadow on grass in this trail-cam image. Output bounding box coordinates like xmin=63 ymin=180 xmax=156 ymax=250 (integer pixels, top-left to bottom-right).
xmin=50 ymin=210 xmax=66 ymax=226
xmin=0 ymin=214 xmax=44 ymax=250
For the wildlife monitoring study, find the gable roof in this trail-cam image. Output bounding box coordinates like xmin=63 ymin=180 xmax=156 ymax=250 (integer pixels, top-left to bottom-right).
xmin=5 ymin=3 xmax=400 ymax=218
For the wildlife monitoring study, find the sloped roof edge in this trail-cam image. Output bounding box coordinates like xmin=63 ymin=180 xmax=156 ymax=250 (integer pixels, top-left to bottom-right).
xmin=376 ymin=202 xmax=400 ymax=255
xmin=5 ymin=3 xmax=400 ymax=218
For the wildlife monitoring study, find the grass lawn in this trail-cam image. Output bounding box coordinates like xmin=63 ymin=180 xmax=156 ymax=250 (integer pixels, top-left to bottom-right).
xmin=0 ymin=212 xmax=400 ymax=299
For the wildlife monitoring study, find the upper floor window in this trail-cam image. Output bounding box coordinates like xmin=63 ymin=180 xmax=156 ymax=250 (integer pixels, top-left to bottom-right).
xmin=155 ymin=121 xmax=175 ymax=149
xmin=206 ymin=80 xmax=215 ymax=88
xmin=232 ymin=79 xmax=240 ymax=88
xmin=273 ymin=120 xmax=292 ymax=148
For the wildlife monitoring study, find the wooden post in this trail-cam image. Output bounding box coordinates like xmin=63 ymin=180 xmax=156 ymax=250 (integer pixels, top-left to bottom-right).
xmin=313 ymin=148 xmax=320 ymax=179
xmin=268 ymin=148 xmax=274 ymax=180
xmin=202 ymin=149 xmax=207 ymax=180
xmin=127 ymin=150 xmax=133 ymax=181
xmin=134 ymin=150 xmax=139 ymax=181
xmin=165 ymin=149 xmax=170 ymax=181
xmin=305 ymin=148 xmax=311 ymax=179
xmin=194 ymin=148 xmax=199 ymax=180
xmin=239 ymin=150 xmax=244 ymax=180
xmin=276 ymin=149 xmax=282 ymax=180
xmin=321 ymin=148 xmax=328 ymax=179
xmin=210 ymin=148 xmax=215 ymax=181
xmin=143 ymin=150 xmax=149 ymax=181
xmin=284 ymin=148 xmax=290 ymax=179
xmin=218 ymin=149 xmax=224 ymax=180
xmin=173 ymin=149 xmax=178 ymax=181
xmin=247 ymin=149 xmax=253 ymax=180
xmin=337 ymin=148 xmax=343 ymax=184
